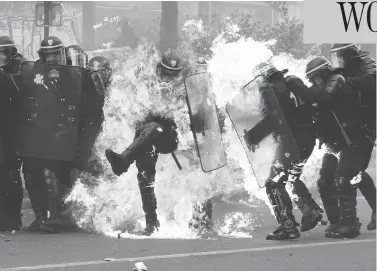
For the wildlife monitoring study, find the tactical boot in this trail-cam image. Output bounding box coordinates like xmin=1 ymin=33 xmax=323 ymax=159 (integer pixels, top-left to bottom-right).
xmin=40 ymin=216 xmax=62 ymax=234
xmin=23 ymin=185 xmax=46 ymax=232
xmin=292 ymin=179 xmax=324 ymax=232
xmin=367 ymin=211 xmax=376 ymax=231
xmin=266 ymin=223 xmax=300 ymax=241
xmin=143 ymin=215 xmax=160 ymax=236
xmin=330 ymin=178 xmax=360 ymax=239
xmin=318 ymin=191 xmax=340 ymax=237
xmin=105 ymin=149 xmax=131 ymax=176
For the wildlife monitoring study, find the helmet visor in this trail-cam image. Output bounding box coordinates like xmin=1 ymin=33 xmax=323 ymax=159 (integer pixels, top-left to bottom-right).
xmin=44 ymin=49 xmax=66 ymax=65
xmin=0 ymin=45 xmax=19 ymax=67
xmin=329 ymin=50 xmax=345 ymax=68
xmin=68 ymin=48 xmax=87 ymax=68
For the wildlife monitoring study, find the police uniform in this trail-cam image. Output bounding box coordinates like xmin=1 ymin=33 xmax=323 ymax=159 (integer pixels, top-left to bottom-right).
xmin=0 ymin=36 xmax=25 ymax=231
xmin=20 ymin=36 xmax=99 ymax=233
xmin=329 ymin=44 xmax=376 ymax=231
xmin=106 ymin=51 xmax=183 ymax=235
xmin=304 ymin=55 xmax=372 ymax=238
xmin=244 ymin=64 xmax=323 ymax=240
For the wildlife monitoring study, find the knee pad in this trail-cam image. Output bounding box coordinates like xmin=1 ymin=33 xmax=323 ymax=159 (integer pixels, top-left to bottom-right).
xmin=43 ymin=169 xmax=59 ymax=192
xmin=137 ymin=170 xmax=156 ymax=189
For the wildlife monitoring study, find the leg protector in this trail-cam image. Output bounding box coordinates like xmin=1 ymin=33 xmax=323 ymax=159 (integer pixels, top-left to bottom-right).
xmin=23 ymin=166 xmax=47 ymax=232
xmin=0 ymin=157 xmax=23 ymax=231
xmin=40 ymin=169 xmax=62 ymax=234
xmin=317 ymin=153 xmax=340 ymax=234
xmin=106 ymin=122 xmax=163 ymax=176
xmin=331 ymin=176 xmax=360 ymax=238
xmin=291 ymin=178 xmax=323 ymax=232
xmin=357 ymin=172 xmax=376 ymax=230
xmin=136 ymin=147 xmax=160 ymax=236
xmin=265 ymin=175 xmax=300 ymax=240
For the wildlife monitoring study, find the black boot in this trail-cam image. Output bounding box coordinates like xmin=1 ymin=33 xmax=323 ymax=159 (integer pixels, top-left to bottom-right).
xmin=105 ymin=149 xmax=131 ymax=176
xmin=138 ymin=179 xmax=159 ymax=236
xmin=40 ymin=170 xmax=62 ymax=234
xmin=292 ymin=179 xmax=323 ymax=232
xmin=266 ymin=182 xmax=300 ymax=241
xmin=367 ymin=211 xmax=376 ymax=231
xmin=330 ymin=177 xmax=360 ymax=239
xmin=106 ymin=122 xmax=163 ymax=176
xmin=357 ymin=172 xmax=376 ymax=231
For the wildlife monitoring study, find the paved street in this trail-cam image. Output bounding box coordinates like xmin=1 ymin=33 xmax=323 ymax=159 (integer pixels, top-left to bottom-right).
xmin=1 ymin=194 xmax=376 ymax=271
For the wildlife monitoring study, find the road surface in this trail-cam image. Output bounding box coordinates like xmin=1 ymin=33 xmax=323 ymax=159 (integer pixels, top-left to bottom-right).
xmin=1 ymin=194 xmax=375 ymax=271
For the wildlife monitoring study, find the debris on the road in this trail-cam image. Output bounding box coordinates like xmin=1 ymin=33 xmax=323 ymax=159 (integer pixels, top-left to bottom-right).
xmin=103 ymin=258 xmax=116 ymax=262
xmin=140 ymin=249 xmax=148 ymax=252
xmin=0 ymin=234 xmax=5 ymax=238
xmin=133 ymin=262 xmax=147 ymax=271
xmin=11 ymin=230 xmax=16 ymax=234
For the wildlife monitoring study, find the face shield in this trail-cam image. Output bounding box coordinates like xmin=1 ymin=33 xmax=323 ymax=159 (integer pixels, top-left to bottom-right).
xmin=0 ymin=45 xmax=19 ymax=67
xmin=42 ymin=47 xmax=66 ymax=65
xmin=67 ymin=48 xmax=87 ymax=68
xmin=329 ymin=50 xmax=345 ymax=68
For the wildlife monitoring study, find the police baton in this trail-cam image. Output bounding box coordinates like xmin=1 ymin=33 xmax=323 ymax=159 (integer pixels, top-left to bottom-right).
xmin=171 ymin=152 xmax=182 ymax=170
xmin=331 ymin=110 xmax=352 ymax=145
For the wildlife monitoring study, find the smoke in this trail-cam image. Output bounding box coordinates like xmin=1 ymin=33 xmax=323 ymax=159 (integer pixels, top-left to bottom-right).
xmin=66 ymin=20 xmax=324 ymax=238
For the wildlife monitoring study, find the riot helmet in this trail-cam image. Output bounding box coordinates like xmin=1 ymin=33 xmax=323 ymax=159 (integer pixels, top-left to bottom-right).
xmin=88 ymin=56 xmax=112 ymax=87
xmin=305 ymin=56 xmax=333 ymax=87
xmin=66 ymin=45 xmax=87 ymax=68
xmin=157 ymin=50 xmax=184 ymax=81
xmin=38 ymin=36 xmax=66 ymax=65
xmin=0 ymin=36 xmax=20 ymax=68
xmin=329 ymin=44 xmax=360 ymax=68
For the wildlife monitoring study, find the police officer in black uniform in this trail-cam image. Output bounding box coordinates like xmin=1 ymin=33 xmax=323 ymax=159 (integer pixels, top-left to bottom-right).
xmin=244 ymin=63 xmax=323 ymax=240
xmin=303 ymin=56 xmax=371 ymax=238
xmin=0 ymin=36 xmax=25 ymax=231
xmin=81 ymin=56 xmax=113 ymax=177
xmin=329 ymin=44 xmax=376 ymax=231
xmin=105 ymin=51 xmax=183 ymax=236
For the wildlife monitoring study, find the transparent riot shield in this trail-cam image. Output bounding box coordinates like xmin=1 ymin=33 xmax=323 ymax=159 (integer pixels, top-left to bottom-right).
xmin=226 ymin=76 xmax=300 ymax=187
xmin=184 ymin=72 xmax=226 ymax=172
xmin=14 ymin=61 xmax=84 ymax=161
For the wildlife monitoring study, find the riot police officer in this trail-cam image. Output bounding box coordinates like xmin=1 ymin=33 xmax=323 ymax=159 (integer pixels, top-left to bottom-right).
xmin=80 ymin=56 xmax=113 ymax=177
xmin=0 ymin=36 xmax=25 ymax=231
xmin=105 ymin=50 xmax=183 ymax=235
xmin=329 ymin=44 xmax=376 ymax=231
xmin=304 ymin=56 xmax=371 ymax=238
xmin=21 ymin=36 xmax=97 ymax=233
xmin=66 ymin=45 xmax=88 ymax=68
xmin=243 ymin=63 xmax=323 ymax=240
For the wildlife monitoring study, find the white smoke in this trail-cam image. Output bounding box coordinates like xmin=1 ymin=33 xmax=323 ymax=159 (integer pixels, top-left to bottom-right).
xmin=66 ymin=21 xmax=324 ymax=238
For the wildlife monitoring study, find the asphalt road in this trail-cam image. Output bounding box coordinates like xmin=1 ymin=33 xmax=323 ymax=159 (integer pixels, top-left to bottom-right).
xmin=1 ymin=195 xmax=376 ymax=271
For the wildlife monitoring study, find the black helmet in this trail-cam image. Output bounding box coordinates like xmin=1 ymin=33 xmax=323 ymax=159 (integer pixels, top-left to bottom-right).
xmin=158 ymin=50 xmax=184 ymax=78
xmin=329 ymin=44 xmax=360 ymax=68
xmin=66 ymin=45 xmax=87 ymax=68
xmin=38 ymin=36 xmax=66 ymax=65
xmin=0 ymin=36 xmax=19 ymax=68
xmin=305 ymin=56 xmax=333 ymax=86
xmin=256 ymin=62 xmax=288 ymax=82
xmin=88 ymin=56 xmax=112 ymax=87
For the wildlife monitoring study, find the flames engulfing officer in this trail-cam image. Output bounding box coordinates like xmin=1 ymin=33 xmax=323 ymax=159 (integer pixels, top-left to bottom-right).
xmin=329 ymin=44 xmax=376 ymax=231
xmin=105 ymin=51 xmax=183 ymax=236
xmin=244 ymin=64 xmax=323 ymax=240
xmin=0 ymin=36 xmax=25 ymax=231
xmin=20 ymin=36 xmax=98 ymax=233
xmin=304 ymin=56 xmax=372 ymax=238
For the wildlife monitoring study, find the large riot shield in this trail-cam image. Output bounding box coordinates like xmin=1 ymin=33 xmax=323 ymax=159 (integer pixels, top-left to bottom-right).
xmin=184 ymin=72 xmax=226 ymax=172
xmin=226 ymin=76 xmax=300 ymax=187
xmin=14 ymin=61 xmax=84 ymax=161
